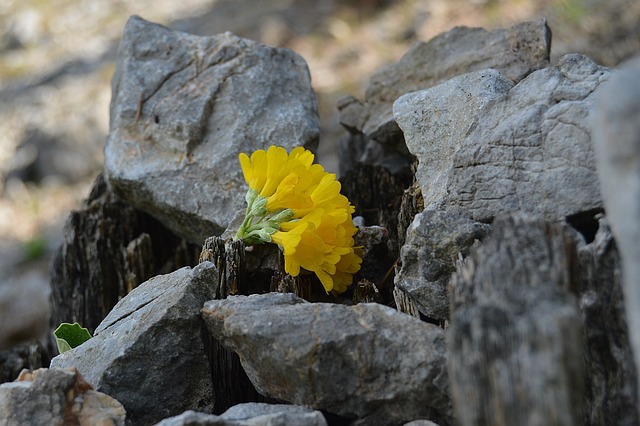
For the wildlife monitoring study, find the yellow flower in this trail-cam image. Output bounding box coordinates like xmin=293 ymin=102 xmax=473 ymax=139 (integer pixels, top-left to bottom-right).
xmin=235 ymin=145 xmax=362 ymax=294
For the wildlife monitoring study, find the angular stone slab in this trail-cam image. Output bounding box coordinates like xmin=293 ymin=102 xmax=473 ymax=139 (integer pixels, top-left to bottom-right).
xmin=358 ymin=19 xmax=550 ymax=145
xmin=394 ymin=69 xmax=514 ymax=210
xmin=51 ymin=263 xmax=217 ymax=425
xmin=156 ymin=404 xmax=328 ymax=426
xmin=0 ymin=368 xmax=125 ymax=426
xmin=397 ymin=54 xmax=610 ymax=222
xmin=105 ymin=16 xmax=320 ymax=243
xmin=394 ymin=210 xmax=491 ymax=321
xmin=202 ymin=293 xmax=452 ymax=426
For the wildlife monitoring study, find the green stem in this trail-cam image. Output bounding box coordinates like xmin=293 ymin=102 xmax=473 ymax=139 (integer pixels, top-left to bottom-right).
xmin=234 ymin=189 xmax=294 ymax=245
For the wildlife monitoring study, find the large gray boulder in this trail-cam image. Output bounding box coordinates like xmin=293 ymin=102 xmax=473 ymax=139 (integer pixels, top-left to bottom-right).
xmin=592 ymin=55 xmax=640 ymax=407
xmin=202 ymin=293 xmax=452 ymax=426
xmin=395 ymin=54 xmax=610 ymax=222
xmin=0 ymin=367 xmax=125 ymax=426
xmin=105 ymin=16 xmax=320 ymax=243
xmin=51 ymin=262 xmax=217 ymax=425
xmin=393 ymin=69 xmax=514 ymax=211
xmin=155 ymin=404 xmax=327 ymax=426
xmin=361 ymin=19 xmax=550 ymax=145
xmin=338 ymin=19 xmax=550 ymax=174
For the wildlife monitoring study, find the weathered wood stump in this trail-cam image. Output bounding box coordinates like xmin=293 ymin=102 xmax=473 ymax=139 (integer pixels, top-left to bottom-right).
xmin=50 ymin=174 xmax=200 ymax=341
xmin=199 ymin=236 xmax=281 ymax=413
xmin=341 ymin=162 xmax=412 ymax=255
xmin=448 ymin=215 xmax=584 ymax=426
xmin=576 ymin=217 xmax=639 ymax=425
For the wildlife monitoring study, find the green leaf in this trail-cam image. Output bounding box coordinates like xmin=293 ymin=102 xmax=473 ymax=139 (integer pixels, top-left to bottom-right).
xmin=24 ymin=236 xmax=47 ymax=261
xmin=54 ymin=322 xmax=92 ymax=354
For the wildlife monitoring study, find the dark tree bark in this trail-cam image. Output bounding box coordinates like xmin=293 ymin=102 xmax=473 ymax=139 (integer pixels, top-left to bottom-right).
xmin=340 ymin=162 xmax=412 ymax=256
xmin=49 ymin=174 xmax=200 ymax=345
xmin=199 ymin=236 xmax=279 ymax=413
xmin=448 ymin=215 xmax=584 ymax=426
xmin=576 ymin=217 xmax=639 ymax=426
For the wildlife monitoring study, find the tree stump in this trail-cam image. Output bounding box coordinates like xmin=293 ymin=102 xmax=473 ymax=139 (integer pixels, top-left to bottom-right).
xmin=448 ymin=215 xmax=584 ymax=426
xmin=199 ymin=236 xmax=280 ymax=413
xmin=576 ymin=217 xmax=639 ymax=425
xmin=50 ymin=174 xmax=200 ymax=344
xmin=340 ymin=162 xmax=412 ymax=256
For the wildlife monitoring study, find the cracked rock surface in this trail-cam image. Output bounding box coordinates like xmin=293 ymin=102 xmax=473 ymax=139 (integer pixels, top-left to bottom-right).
xmin=361 ymin=19 xmax=550 ymax=146
xmin=202 ymin=293 xmax=452 ymax=426
xmin=105 ymin=16 xmax=320 ymax=243
xmin=394 ymin=210 xmax=491 ymax=322
xmin=337 ymin=19 xmax=551 ymax=175
xmin=51 ymin=262 xmax=217 ymax=425
xmin=396 ymin=53 xmax=610 ymax=222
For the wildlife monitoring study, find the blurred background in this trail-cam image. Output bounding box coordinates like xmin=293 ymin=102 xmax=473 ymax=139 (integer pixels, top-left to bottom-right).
xmin=0 ymin=0 xmax=639 ymax=337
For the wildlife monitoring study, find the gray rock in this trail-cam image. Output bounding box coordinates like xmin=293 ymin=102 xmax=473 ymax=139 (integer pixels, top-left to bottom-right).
xmin=51 ymin=262 xmax=217 ymax=425
xmin=105 ymin=16 xmax=320 ymax=244
xmin=0 ymin=342 xmax=47 ymax=384
xmin=221 ymin=403 xmax=326 ymax=425
xmin=362 ymin=19 xmax=550 ymax=145
xmin=155 ymin=404 xmax=327 ymax=426
xmin=398 ymin=53 xmax=610 ymax=222
xmin=337 ymin=95 xmax=366 ymax=135
xmin=403 ymin=421 xmax=441 ymax=426
xmin=202 ymin=293 xmax=452 ymax=426
xmin=394 ymin=69 xmax=514 ymax=210
xmin=591 ymin=54 xmax=640 ymax=407
xmin=394 ymin=210 xmax=491 ymax=321
xmin=0 ymin=367 xmax=125 ymax=426
xmin=337 ymin=19 xmax=550 ymax=175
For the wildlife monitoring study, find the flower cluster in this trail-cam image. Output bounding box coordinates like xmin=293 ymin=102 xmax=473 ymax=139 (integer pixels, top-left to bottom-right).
xmin=234 ymin=146 xmax=362 ymax=294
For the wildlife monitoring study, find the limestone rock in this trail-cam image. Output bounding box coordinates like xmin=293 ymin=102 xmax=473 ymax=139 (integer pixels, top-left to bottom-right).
xmin=394 ymin=210 xmax=491 ymax=321
xmin=591 ymin=54 xmax=640 ymax=410
xmin=202 ymin=293 xmax=452 ymax=426
xmin=155 ymin=403 xmax=328 ymax=426
xmin=403 ymin=421 xmax=441 ymax=426
xmin=363 ymin=19 xmax=550 ymax=145
xmin=393 ymin=69 xmax=514 ymax=212
xmin=338 ymin=19 xmax=550 ymax=175
xmin=221 ymin=403 xmax=327 ymax=425
xmin=397 ymin=54 xmax=610 ymax=222
xmin=105 ymin=16 xmax=320 ymax=243
xmin=51 ymin=262 xmax=217 ymax=425
xmin=0 ymin=367 xmax=125 ymax=426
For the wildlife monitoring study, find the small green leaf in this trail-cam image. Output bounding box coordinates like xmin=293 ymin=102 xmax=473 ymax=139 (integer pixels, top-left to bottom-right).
xmin=54 ymin=322 xmax=92 ymax=354
xmin=24 ymin=236 xmax=47 ymax=261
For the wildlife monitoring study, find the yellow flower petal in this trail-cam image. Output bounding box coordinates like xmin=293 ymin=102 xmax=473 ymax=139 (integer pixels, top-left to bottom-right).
xmin=237 ymin=145 xmax=362 ymax=294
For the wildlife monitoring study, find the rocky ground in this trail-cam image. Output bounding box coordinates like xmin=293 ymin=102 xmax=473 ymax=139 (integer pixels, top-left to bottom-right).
xmin=1 ymin=0 xmax=640 ymax=352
